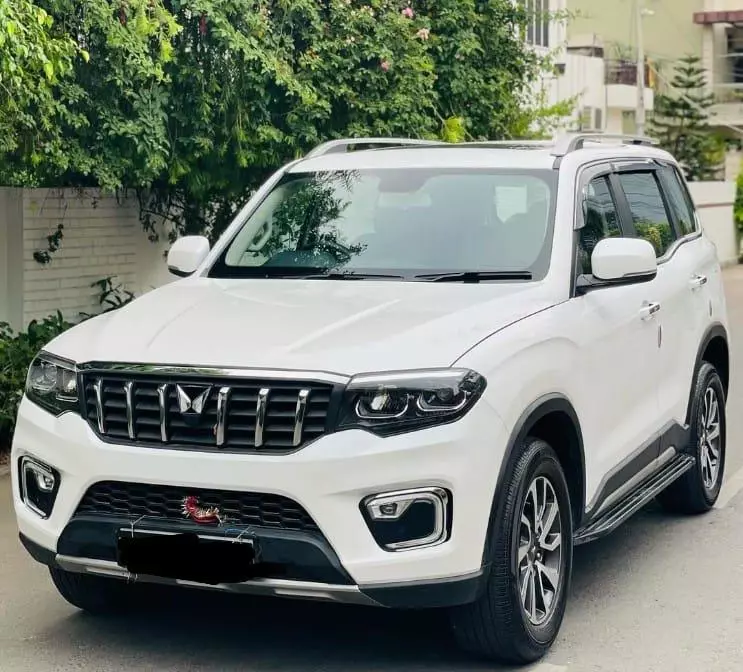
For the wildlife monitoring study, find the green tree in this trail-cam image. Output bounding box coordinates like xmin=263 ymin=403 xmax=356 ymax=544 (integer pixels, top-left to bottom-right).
xmin=650 ymin=55 xmax=724 ymax=181
xmin=27 ymin=0 xmax=180 ymax=189
xmin=141 ymin=0 xmax=439 ymax=240
xmin=416 ymin=0 xmax=546 ymax=140
xmin=144 ymin=0 xmax=566 ymax=241
xmin=0 ymin=0 xmax=77 ymax=183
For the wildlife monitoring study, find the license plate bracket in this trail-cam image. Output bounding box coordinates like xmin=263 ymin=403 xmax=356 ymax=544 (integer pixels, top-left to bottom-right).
xmin=116 ymin=531 xmax=259 ymax=585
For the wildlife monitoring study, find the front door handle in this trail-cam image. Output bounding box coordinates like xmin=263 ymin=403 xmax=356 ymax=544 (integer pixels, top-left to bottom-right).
xmin=640 ymin=302 xmax=661 ymax=321
xmin=690 ymin=274 xmax=708 ymax=290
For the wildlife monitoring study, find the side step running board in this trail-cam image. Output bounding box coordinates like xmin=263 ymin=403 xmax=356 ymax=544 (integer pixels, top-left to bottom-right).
xmin=573 ymin=455 xmax=695 ymax=545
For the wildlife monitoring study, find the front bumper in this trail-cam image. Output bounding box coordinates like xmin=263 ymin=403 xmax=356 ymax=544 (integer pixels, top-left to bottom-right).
xmin=12 ymin=396 xmax=507 ymax=607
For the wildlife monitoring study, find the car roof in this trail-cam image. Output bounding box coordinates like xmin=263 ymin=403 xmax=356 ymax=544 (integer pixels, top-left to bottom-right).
xmin=288 ymin=139 xmax=677 ymax=174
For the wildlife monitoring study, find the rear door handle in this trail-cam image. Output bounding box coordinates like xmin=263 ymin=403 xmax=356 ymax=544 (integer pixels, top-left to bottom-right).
xmin=640 ymin=302 xmax=661 ymax=321
xmin=689 ymin=274 xmax=708 ymax=290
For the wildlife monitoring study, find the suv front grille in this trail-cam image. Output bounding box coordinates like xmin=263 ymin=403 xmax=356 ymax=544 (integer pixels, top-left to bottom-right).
xmin=75 ymin=481 xmax=320 ymax=533
xmin=81 ymin=373 xmax=336 ymax=453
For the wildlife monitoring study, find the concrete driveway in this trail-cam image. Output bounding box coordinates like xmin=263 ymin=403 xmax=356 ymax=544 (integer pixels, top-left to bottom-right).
xmin=3 ymin=267 xmax=743 ymax=672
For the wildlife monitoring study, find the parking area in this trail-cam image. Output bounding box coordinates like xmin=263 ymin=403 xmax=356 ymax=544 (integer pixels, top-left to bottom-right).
xmin=2 ymin=266 xmax=743 ymax=672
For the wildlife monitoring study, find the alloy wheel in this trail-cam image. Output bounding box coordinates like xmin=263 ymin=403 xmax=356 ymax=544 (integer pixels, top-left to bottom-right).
xmin=518 ymin=476 xmax=563 ymax=627
xmin=700 ymin=385 xmax=722 ymax=491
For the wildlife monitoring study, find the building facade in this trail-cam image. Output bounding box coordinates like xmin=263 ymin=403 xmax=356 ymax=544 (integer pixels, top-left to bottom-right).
xmin=533 ymin=0 xmax=655 ymax=134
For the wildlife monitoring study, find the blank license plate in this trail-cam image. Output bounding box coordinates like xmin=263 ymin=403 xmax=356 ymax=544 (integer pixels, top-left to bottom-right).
xmin=117 ymin=532 xmax=258 ymax=585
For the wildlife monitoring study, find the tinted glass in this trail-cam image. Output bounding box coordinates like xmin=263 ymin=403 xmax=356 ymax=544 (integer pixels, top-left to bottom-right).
xmin=210 ymin=169 xmax=557 ymax=280
xmin=617 ymin=172 xmax=676 ymax=257
xmin=661 ymin=165 xmax=697 ymax=237
xmin=578 ymin=176 xmax=621 ymax=275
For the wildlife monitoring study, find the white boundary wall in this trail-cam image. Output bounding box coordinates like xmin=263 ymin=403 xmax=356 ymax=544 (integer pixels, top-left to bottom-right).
xmin=688 ymin=181 xmax=739 ymax=267
xmin=0 ymin=188 xmax=172 ymax=330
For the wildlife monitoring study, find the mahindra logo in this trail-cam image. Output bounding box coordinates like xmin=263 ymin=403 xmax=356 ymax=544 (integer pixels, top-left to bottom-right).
xmin=176 ymin=385 xmax=212 ymax=420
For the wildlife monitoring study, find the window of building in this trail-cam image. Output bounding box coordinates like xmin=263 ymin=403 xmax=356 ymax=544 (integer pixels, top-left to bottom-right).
xmin=523 ymin=0 xmax=550 ymax=48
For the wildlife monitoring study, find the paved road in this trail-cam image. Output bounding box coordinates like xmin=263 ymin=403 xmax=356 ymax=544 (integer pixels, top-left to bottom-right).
xmin=4 ymin=268 xmax=743 ymax=672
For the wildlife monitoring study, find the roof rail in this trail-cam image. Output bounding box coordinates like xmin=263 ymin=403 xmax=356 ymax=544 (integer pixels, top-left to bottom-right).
xmin=460 ymin=140 xmax=555 ymax=149
xmin=551 ymin=133 xmax=656 ymax=157
xmin=305 ymin=137 xmax=443 ymax=159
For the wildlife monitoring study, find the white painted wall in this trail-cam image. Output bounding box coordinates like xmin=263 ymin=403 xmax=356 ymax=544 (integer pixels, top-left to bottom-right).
xmin=689 ymin=181 xmax=739 ymax=265
xmin=0 ymin=188 xmax=172 ymax=330
xmin=546 ymin=51 xmax=607 ymax=127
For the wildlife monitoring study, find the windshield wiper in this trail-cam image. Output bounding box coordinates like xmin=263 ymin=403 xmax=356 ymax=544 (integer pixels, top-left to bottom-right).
xmin=414 ymin=271 xmax=533 ymax=283
xmin=298 ymin=272 xmax=405 ymax=280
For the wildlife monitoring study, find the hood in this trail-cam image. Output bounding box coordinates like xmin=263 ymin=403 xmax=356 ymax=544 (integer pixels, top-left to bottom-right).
xmin=47 ymin=278 xmax=558 ymax=374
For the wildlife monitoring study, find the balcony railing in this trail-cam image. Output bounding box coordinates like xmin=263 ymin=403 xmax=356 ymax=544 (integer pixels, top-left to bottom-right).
xmin=605 ymin=60 xmax=653 ymax=87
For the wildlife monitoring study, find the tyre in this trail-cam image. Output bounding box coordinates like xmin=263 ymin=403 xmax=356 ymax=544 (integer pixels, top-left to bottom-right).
xmin=49 ymin=567 xmax=137 ymax=615
xmin=449 ymin=438 xmax=573 ymax=664
xmin=657 ymin=361 xmax=726 ymax=514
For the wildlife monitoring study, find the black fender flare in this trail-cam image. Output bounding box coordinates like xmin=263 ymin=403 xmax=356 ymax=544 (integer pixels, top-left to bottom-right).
xmin=686 ymin=323 xmax=729 ymax=425
xmin=480 ymin=393 xmax=586 ymax=567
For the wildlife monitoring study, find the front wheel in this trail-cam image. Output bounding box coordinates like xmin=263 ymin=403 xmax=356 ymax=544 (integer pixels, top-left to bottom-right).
xmin=658 ymin=362 xmax=726 ymax=514
xmin=449 ymin=438 xmax=573 ymax=664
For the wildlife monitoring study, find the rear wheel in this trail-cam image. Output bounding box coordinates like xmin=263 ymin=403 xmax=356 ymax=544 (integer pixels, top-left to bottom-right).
xmin=449 ymin=438 xmax=573 ymax=664
xmin=50 ymin=567 xmax=137 ymax=615
xmin=658 ymin=362 xmax=726 ymax=514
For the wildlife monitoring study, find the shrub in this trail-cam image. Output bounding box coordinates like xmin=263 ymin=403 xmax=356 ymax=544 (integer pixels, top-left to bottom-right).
xmin=734 ymin=163 xmax=743 ymax=258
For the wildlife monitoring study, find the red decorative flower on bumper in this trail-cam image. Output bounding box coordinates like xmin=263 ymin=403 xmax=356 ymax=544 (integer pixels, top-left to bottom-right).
xmin=181 ymin=496 xmax=225 ymax=525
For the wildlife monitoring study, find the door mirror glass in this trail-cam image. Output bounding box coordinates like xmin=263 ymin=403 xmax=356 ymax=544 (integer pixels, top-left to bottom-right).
xmin=591 ymin=237 xmax=657 ymax=282
xmin=167 ymin=236 xmax=210 ymax=277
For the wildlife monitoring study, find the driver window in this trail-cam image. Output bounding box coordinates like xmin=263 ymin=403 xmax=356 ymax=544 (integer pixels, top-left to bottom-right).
xmin=578 ymin=176 xmax=621 ymax=275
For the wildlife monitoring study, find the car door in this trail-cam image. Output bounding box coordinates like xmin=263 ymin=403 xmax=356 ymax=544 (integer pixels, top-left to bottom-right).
xmin=570 ymin=166 xmax=662 ymax=512
xmin=650 ymin=163 xmax=720 ymax=430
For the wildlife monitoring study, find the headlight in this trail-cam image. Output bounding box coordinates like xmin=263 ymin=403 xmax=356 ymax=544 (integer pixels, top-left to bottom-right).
xmin=337 ymin=369 xmax=486 ymax=436
xmin=25 ymin=353 xmax=79 ymax=416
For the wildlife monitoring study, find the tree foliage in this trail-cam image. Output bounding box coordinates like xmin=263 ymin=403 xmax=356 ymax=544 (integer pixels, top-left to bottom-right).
xmin=0 ymin=0 xmax=77 ymax=182
xmin=2 ymin=0 xmax=180 ymax=188
xmin=650 ymin=55 xmax=724 ymax=182
xmin=1 ymin=0 xmax=564 ymax=242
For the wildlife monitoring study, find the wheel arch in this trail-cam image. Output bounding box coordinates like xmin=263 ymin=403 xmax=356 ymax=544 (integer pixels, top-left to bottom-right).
xmin=688 ymin=323 xmax=729 ymax=424
xmin=482 ymin=394 xmax=586 ymax=566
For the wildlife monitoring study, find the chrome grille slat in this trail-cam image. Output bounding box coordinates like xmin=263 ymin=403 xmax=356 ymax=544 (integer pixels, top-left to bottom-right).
xmin=255 ymin=388 xmax=269 ymax=448
xmin=82 ymin=373 xmax=334 ymax=453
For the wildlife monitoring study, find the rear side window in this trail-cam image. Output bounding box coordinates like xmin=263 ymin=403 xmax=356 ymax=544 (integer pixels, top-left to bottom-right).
xmin=616 ymin=172 xmax=676 ymax=257
xmin=578 ymin=176 xmax=621 ymax=274
xmin=660 ymin=165 xmax=697 ymax=237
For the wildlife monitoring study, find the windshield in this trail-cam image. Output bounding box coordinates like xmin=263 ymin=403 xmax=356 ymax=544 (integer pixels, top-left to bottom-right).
xmin=209 ymin=168 xmax=557 ymax=281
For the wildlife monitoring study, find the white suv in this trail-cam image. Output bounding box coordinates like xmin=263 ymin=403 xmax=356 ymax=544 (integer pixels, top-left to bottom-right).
xmin=12 ymin=134 xmax=729 ymax=664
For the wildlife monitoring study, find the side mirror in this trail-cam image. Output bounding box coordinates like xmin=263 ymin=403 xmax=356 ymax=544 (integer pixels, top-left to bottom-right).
xmin=167 ymin=236 xmax=210 ymax=277
xmin=577 ymin=237 xmax=657 ymax=293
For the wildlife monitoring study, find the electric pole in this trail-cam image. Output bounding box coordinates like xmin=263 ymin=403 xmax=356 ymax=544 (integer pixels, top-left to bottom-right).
xmin=635 ymin=0 xmax=646 ymax=136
